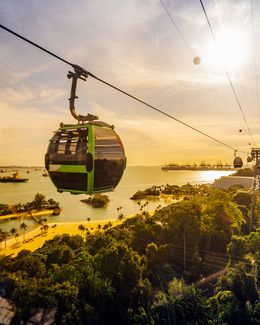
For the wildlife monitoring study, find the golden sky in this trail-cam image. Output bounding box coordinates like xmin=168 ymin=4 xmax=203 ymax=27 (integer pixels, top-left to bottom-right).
xmin=0 ymin=0 xmax=260 ymax=166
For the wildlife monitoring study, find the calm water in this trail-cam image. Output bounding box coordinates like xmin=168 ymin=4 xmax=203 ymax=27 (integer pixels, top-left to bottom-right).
xmin=0 ymin=167 xmax=233 ymax=233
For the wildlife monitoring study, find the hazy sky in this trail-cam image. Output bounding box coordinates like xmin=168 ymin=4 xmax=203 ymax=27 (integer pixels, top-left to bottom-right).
xmin=1 ymin=0 xmax=260 ymax=166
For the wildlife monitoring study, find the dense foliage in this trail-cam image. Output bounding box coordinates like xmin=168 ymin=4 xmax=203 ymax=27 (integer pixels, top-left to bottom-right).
xmin=81 ymin=194 xmax=110 ymax=208
xmin=130 ymin=183 xmax=211 ymax=200
xmin=0 ymin=189 xmax=259 ymax=324
xmin=0 ymin=193 xmax=60 ymax=216
xmin=232 ymin=168 xmax=255 ymax=177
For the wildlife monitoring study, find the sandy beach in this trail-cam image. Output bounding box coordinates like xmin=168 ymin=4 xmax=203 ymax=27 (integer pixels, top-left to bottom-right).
xmin=0 ymin=209 xmax=55 ymax=221
xmin=0 ymin=219 xmax=119 ymax=257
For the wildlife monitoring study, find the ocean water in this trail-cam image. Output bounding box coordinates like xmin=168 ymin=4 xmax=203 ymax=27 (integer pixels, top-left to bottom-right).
xmin=0 ymin=167 xmax=233 ymax=233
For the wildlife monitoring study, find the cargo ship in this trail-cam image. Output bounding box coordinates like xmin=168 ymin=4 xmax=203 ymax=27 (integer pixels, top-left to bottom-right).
xmin=0 ymin=172 xmax=29 ymax=183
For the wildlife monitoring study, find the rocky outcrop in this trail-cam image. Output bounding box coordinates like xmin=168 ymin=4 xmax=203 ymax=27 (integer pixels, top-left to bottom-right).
xmin=0 ymin=297 xmax=15 ymax=325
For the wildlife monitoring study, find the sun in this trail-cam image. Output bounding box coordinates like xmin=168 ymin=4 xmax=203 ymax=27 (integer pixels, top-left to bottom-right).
xmin=206 ymin=29 xmax=248 ymax=69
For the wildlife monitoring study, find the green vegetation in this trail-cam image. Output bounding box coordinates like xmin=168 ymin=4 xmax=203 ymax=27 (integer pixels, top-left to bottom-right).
xmin=0 ymin=187 xmax=259 ymax=323
xmin=130 ymin=183 xmax=211 ymax=200
xmin=0 ymin=203 xmax=11 ymax=216
xmin=0 ymin=193 xmax=60 ymax=216
xmin=81 ymin=194 xmax=110 ymax=208
xmin=232 ymin=168 xmax=254 ymax=177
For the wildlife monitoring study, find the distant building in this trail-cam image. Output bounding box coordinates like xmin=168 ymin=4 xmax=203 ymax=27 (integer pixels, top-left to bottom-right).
xmin=212 ymin=176 xmax=254 ymax=190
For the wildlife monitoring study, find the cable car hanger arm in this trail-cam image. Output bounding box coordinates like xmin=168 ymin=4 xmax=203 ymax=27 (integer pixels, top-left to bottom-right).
xmin=67 ymin=67 xmax=98 ymax=123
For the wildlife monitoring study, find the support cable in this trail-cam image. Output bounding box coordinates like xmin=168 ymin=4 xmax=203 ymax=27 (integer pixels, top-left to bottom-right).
xmin=199 ymin=0 xmax=256 ymax=147
xmin=159 ymin=0 xmax=194 ymax=56
xmin=250 ymin=0 xmax=260 ymax=122
xmin=0 ymin=23 xmax=247 ymax=153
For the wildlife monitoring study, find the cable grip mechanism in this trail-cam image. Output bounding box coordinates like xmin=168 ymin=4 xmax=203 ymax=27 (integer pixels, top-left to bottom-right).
xmin=67 ymin=65 xmax=99 ymax=123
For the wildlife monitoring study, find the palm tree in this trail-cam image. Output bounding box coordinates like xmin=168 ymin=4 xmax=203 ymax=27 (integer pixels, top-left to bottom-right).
xmin=2 ymin=231 xmax=10 ymax=249
xmin=40 ymin=225 xmax=44 ymax=235
xmin=15 ymin=232 xmax=20 ymax=243
xmin=10 ymin=227 xmax=19 ymax=244
xmin=117 ymin=213 xmax=124 ymax=222
xmin=43 ymin=224 xmax=49 ymax=235
xmin=51 ymin=224 xmax=57 ymax=233
xmin=78 ymin=224 xmax=85 ymax=237
xmin=20 ymin=222 xmax=28 ymax=242
xmin=0 ymin=228 xmax=3 ymax=249
xmin=10 ymin=227 xmax=17 ymax=239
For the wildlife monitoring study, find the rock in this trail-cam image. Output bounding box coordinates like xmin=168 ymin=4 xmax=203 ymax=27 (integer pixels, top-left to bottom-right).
xmin=27 ymin=308 xmax=56 ymax=325
xmin=0 ymin=297 xmax=16 ymax=325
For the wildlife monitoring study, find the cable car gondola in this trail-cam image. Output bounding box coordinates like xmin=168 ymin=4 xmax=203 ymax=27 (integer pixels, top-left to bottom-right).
xmin=233 ymin=151 xmax=243 ymax=168
xmin=233 ymin=157 xmax=243 ymax=168
xmin=45 ymin=66 xmax=126 ymax=194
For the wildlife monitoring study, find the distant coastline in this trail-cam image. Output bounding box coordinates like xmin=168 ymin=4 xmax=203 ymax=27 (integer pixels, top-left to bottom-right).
xmin=161 ymin=164 xmax=234 ymax=171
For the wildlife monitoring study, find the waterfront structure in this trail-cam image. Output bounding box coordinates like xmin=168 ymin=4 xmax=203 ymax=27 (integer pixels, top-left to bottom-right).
xmin=212 ymin=176 xmax=254 ymax=190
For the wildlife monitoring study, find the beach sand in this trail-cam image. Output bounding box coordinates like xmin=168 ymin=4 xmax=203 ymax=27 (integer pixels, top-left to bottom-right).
xmin=0 ymin=209 xmax=55 ymax=221
xmin=0 ymin=219 xmax=119 ymax=257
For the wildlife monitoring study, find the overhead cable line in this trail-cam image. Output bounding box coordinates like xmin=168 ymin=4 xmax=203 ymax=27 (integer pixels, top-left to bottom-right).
xmin=250 ymin=0 xmax=260 ymax=122
xmin=0 ymin=23 xmax=247 ymax=154
xmin=159 ymin=0 xmax=194 ymax=56
xmin=198 ymin=0 xmax=256 ymax=147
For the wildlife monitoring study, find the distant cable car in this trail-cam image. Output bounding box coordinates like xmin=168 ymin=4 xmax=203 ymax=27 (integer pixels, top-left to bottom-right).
xmin=45 ymin=66 xmax=126 ymax=194
xmin=233 ymin=157 xmax=243 ymax=168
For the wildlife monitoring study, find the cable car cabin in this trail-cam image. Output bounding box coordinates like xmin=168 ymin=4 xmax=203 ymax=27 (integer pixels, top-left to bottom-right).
xmin=45 ymin=122 xmax=126 ymax=194
xmin=233 ymin=157 xmax=243 ymax=168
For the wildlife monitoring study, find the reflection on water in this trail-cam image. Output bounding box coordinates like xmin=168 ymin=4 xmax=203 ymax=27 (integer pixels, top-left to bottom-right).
xmin=0 ymin=167 xmax=233 ymax=233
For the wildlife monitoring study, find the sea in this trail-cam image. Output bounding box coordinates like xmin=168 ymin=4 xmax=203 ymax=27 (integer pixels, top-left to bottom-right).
xmin=0 ymin=167 xmax=233 ymax=234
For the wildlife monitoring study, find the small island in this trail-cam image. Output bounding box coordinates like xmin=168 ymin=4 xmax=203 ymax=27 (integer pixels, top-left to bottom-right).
xmin=0 ymin=193 xmax=60 ymax=220
xmin=81 ymin=194 xmax=110 ymax=208
xmin=130 ymin=183 xmax=211 ymax=200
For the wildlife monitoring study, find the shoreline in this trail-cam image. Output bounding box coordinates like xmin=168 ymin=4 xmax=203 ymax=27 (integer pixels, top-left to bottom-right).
xmin=0 ymin=219 xmax=119 ymax=257
xmin=0 ymin=209 xmax=56 ymax=221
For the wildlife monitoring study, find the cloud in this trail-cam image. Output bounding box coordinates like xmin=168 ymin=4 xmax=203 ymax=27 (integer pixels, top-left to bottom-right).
xmin=0 ymin=0 xmax=259 ymax=165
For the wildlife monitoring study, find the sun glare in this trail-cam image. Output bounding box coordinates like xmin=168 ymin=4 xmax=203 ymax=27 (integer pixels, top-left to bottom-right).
xmin=206 ymin=29 xmax=248 ymax=69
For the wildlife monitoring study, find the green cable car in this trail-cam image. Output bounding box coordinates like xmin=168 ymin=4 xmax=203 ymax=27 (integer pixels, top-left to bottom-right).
xmin=45 ymin=66 xmax=126 ymax=194
xmin=45 ymin=121 xmax=126 ymax=194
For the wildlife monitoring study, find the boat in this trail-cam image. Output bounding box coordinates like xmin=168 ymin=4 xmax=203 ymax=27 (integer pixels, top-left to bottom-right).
xmin=0 ymin=172 xmax=29 ymax=183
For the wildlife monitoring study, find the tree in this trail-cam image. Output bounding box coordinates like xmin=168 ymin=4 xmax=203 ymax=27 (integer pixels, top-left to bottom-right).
xmin=200 ymin=190 xmax=244 ymax=253
xmin=233 ymin=192 xmax=252 ymax=209
xmin=31 ymin=193 xmax=47 ymax=210
xmin=10 ymin=227 xmax=17 ymax=239
xmin=43 ymin=224 xmax=49 ymax=235
xmin=94 ymin=242 xmax=145 ymax=323
xmin=1 ymin=231 xmax=10 ymax=249
xmin=155 ymin=200 xmax=201 ymax=272
xmin=20 ymin=222 xmax=28 ymax=242
xmin=51 ymin=224 xmax=57 ymax=233
xmin=78 ymin=224 xmax=85 ymax=237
